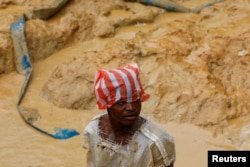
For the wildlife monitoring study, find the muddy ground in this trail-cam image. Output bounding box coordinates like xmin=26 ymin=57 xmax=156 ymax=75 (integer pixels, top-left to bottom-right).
xmin=0 ymin=0 xmax=249 ymax=166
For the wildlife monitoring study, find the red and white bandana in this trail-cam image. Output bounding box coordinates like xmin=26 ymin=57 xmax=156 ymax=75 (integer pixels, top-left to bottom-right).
xmin=94 ymin=63 xmax=150 ymax=110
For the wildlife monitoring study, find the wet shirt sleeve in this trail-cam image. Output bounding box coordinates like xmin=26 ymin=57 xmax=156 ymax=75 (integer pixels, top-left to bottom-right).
xmin=82 ymin=127 xmax=95 ymax=167
xmin=150 ymin=137 xmax=175 ymax=167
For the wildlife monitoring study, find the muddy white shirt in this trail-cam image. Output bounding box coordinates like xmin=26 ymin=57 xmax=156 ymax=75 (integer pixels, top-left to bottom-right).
xmin=83 ymin=115 xmax=176 ymax=167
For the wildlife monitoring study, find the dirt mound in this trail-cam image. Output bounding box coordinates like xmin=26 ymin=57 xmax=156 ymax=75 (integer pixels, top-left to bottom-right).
xmin=43 ymin=28 xmax=250 ymax=125
xmin=0 ymin=0 xmax=164 ymax=74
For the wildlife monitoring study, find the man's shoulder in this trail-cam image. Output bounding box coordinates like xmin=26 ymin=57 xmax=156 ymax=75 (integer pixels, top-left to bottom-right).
xmin=140 ymin=119 xmax=174 ymax=143
xmin=84 ymin=114 xmax=103 ymax=134
xmin=140 ymin=119 xmax=176 ymax=166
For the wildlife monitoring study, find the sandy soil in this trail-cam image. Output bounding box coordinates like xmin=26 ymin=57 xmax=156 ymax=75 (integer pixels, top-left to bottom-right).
xmin=0 ymin=0 xmax=249 ymax=167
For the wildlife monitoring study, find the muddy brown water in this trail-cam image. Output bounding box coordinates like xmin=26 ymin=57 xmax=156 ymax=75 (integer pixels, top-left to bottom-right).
xmin=0 ymin=1 xmax=249 ymax=166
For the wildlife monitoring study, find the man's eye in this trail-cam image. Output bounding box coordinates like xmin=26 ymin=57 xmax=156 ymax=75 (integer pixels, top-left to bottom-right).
xmin=117 ymin=101 xmax=126 ymax=105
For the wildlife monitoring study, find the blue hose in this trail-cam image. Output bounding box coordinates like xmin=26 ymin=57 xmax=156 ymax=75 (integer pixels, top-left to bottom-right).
xmin=11 ymin=16 xmax=79 ymax=140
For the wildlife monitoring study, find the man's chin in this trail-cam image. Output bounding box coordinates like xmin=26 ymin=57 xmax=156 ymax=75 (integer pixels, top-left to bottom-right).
xmin=121 ymin=117 xmax=138 ymax=126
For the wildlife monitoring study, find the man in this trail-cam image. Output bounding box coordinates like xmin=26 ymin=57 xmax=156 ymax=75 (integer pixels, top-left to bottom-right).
xmin=83 ymin=63 xmax=175 ymax=167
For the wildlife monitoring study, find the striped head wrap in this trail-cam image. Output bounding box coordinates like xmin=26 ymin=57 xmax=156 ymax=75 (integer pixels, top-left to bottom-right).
xmin=94 ymin=63 xmax=150 ymax=110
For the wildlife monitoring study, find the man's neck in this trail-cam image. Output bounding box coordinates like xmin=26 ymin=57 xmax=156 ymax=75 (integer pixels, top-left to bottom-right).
xmin=99 ymin=114 xmax=144 ymax=145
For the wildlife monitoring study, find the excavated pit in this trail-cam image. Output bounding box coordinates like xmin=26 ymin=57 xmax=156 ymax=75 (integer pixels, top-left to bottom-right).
xmin=0 ymin=0 xmax=249 ymax=166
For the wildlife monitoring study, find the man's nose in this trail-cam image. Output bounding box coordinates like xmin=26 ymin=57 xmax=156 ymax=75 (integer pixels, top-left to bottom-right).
xmin=125 ymin=102 xmax=135 ymax=111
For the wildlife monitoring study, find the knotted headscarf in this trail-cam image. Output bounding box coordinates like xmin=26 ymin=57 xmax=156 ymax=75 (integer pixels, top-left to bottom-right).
xmin=94 ymin=63 xmax=150 ymax=110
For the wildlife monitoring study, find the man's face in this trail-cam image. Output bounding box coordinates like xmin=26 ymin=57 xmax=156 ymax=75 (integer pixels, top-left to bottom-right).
xmin=108 ymin=99 xmax=141 ymax=126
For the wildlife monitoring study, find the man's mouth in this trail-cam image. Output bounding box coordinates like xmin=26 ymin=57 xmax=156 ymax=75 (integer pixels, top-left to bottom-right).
xmin=123 ymin=114 xmax=138 ymax=120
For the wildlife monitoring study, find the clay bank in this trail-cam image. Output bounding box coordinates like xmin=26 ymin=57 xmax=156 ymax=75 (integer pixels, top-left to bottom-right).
xmin=0 ymin=0 xmax=249 ymax=167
